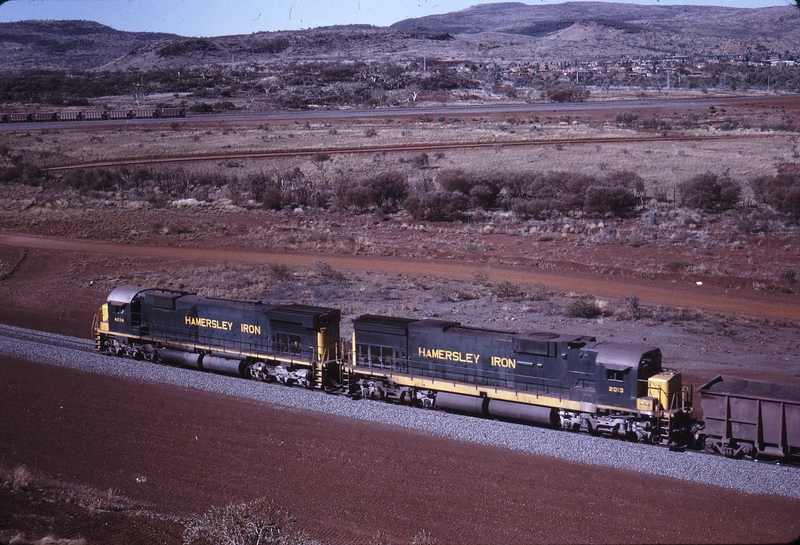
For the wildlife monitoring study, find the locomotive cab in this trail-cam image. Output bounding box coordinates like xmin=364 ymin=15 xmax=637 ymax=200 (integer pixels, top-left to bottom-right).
xmin=594 ymin=343 xmax=663 ymax=411
xmin=94 ymin=285 xmax=152 ymax=336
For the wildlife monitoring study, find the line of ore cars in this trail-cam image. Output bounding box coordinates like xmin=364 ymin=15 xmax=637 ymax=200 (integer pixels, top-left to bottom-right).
xmin=94 ymin=286 xmax=800 ymax=462
xmin=1 ymin=107 xmax=185 ymax=123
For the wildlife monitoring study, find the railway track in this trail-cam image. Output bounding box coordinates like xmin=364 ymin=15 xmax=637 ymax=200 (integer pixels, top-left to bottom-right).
xmin=49 ymin=132 xmax=766 ymax=171
xmin=0 ymin=324 xmax=94 ymax=354
xmin=1 ymin=322 xmax=798 ymax=489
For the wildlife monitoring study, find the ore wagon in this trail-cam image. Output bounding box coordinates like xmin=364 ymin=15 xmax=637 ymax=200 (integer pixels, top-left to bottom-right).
xmin=8 ymin=113 xmax=32 ymax=123
xmin=102 ymin=110 xmax=128 ymax=120
xmin=33 ymin=112 xmax=57 ymax=122
xmin=699 ymin=375 xmax=800 ymax=460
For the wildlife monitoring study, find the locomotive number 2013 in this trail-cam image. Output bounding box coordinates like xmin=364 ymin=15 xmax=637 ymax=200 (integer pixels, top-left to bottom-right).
xmin=608 ymin=386 xmax=625 ymax=394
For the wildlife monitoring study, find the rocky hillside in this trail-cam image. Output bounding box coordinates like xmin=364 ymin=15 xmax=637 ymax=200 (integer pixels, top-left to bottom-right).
xmin=0 ymin=19 xmax=177 ymax=71
xmin=0 ymin=3 xmax=798 ymax=74
xmin=391 ymin=2 xmax=800 ymax=59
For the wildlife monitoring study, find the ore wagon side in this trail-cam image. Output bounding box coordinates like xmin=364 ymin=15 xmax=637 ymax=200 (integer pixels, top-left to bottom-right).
xmin=699 ymin=375 xmax=800 ymax=460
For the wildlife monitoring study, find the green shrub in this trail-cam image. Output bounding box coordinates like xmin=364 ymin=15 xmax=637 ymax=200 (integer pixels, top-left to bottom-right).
xmin=678 ymin=173 xmax=740 ymax=212
xmin=404 ymin=190 xmax=470 ymax=222
xmin=750 ymin=172 xmax=800 ymax=219
xmin=364 ymin=171 xmax=408 ymax=213
xmin=779 ymin=267 xmax=797 ymax=284
xmin=584 ymin=185 xmax=638 ymax=218
xmin=544 ymin=85 xmax=590 ymax=102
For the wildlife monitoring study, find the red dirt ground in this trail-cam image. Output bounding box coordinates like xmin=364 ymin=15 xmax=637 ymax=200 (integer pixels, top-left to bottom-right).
xmin=3 ymin=90 xmax=800 ymax=542
xmin=1 ymin=229 xmax=800 ymax=544
xmin=3 ymin=356 xmax=800 ymax=545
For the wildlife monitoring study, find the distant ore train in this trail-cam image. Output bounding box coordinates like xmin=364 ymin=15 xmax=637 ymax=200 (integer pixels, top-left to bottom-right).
xmin=94 ymin=286 xmax=800 ymax=462
xmin=1 ymin=108 xmax=185 ymax=123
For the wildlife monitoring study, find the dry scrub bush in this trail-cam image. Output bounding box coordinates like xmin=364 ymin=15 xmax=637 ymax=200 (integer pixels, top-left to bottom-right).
xmin=268 ymin=263 xmax=295 ymax=282
xmin=310 ymin=260 xmax=346 ymax=282
xmin=9 ymin=466 xmax=31 ymax=491
xmin=527 ymin=283 xmax=553 ymax=302
xmin=4 ymin=536 xmax=87 ymax=545
xmin=367 ymin=529 xmax=438 ymax=545
xmin=183 ymin=497 xmax=312 ymax=545
xmin=779 ymin=267 xmax=797 ymax=284
xmin=411 ymin=530 xmax=437 ymax=545
xmin=491 ymin=280 xmax=524 ymax=300
xmin=678 ymin=173 xmax=741 ymax=212
xmin=750 ymin=172 xmax=800 ymax=220
xmin=404 ymin=190 xmax=470 ymax=222
xmin=565 ymin=298 xmax=603 ymax=319
xmin=344 ymin=171 xmax=408 ymax=213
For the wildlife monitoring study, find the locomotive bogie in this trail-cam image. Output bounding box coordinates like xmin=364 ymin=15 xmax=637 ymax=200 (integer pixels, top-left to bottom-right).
xmin=249 ymin=360 xmax=313 ymax=387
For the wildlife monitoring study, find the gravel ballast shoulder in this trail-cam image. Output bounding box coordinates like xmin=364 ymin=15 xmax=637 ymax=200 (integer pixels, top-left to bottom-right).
xmin=2 ymin=324 xmax=799 ymax=500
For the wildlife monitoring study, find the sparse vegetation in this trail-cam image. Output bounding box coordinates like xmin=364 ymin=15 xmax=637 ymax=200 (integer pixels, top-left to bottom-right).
xmin=750 ymin=172 xmax=800 ymax=220
xmin=491 ymin=280 xmax=524 ymax=299
xmin=10 ymin=466 xmax=31 ymax=491
xmin=183 ymin=497 xmax=311 ymax=545
xmin=678 ymin=173 xmax=741 ymax=212
xmin=0 ymin=535 xmax=88 ymax=545
xmin=565 ymin=297 xmax=603 ymax=319
xmin=3 ymin=11 xmax=800 ymax=545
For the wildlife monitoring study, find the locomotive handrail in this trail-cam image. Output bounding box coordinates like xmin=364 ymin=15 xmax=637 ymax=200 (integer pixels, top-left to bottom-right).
xmin=384 ymin=357 xmax=575 ymax=402
xmin=139 ymin=323 xmax=323 ymax=365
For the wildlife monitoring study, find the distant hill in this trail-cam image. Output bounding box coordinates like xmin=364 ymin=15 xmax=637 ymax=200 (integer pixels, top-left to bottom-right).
xmin=0 ymin=3 xmax=798 ymax=74
xmin=0 ymin=20 xmax=178 ymax=71
xmin=391 ymin=2 xmax=800 ymax=58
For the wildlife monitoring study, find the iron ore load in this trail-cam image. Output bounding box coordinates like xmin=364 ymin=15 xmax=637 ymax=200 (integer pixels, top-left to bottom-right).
xmin=94 ymin=286 xmax=800 ymax=462
xmin=699 ymin=376 xmax=800 ymax=460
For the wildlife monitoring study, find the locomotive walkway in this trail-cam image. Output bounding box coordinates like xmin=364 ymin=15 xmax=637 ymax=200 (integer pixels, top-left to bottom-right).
xmin=1 ymin=232 xmax=797 ymax=322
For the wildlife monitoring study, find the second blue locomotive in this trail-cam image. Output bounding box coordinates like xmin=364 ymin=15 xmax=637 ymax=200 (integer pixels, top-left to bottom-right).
xmin=350 ymin=315 xmax=692 ymax=443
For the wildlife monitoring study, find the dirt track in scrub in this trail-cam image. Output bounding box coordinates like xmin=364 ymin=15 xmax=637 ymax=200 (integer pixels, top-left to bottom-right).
xmin=1 ymin=232 xmax=799 ymax=322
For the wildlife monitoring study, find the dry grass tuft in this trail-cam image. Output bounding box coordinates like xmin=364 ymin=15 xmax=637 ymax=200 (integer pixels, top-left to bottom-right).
xmin=10 ymin=466 xmax=31 ymax=491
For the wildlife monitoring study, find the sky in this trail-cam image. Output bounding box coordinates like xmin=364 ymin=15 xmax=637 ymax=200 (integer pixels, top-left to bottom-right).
xmin=0 ymin=0 xmax=790 ymax=36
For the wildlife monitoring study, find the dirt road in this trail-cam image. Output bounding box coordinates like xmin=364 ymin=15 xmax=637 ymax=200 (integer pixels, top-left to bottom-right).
xmin=1 ymin=232 xmax=798 ymax=322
